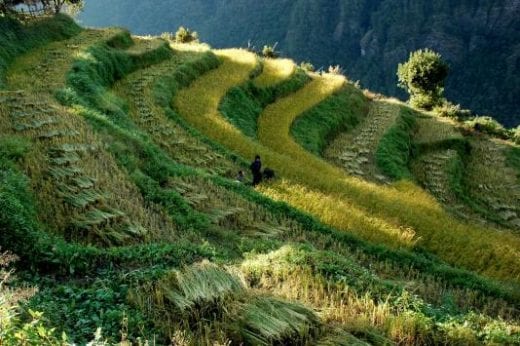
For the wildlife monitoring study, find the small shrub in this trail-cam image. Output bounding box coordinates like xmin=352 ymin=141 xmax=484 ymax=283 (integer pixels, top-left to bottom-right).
xmin=175 ymin=26 xmax=199 ymax=43
xmin=328 ymin=65 xmax=343 ymax=75
xmin=1 ymin=251 xmax=64 ymax=345
xmin=0 ymin=136 xmax=30 ymax=161
xmin=239 ymin=296 xmax=319 ymax=344
xmin=0 ymin=308 xmax=66 ymax=345
xmin=409 ymin=92 xmax=437 ymax=110
xmin=299 ymin=61 xmax=315 ymax=72
xmin=262 ymin=43 xmax=279 ymax=58
xmin=433 ymin=101 xmax=471 ymax=120
xmin=512 ymin=126 xmax=520 ymax=144
xmin=463 ymin=116 xmax=510 ymax=139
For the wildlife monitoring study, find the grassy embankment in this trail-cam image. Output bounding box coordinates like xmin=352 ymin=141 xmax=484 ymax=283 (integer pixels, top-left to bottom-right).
xmin=174 ymin=49 xmax=520 ymax=284
xmin=1 ymin=15 xmax=520 ymax=344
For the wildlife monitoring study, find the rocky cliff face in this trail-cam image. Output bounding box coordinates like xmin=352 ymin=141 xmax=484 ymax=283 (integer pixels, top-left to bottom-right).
xmin=80 ymin=0 xmax=520 ymax=126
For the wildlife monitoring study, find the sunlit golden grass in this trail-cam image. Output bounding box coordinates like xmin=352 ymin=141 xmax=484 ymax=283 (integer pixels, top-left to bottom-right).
xmin=174 ymin=49 xmax=276 ymax=159
xmin=174 ymin=48 xmax=520 ymax=282
xmin=258 ymin=180 xmax=419 ymax=248
xmin=169 ymin=42 xmax=212 ymax=52
xmin=163 ymin=174 xmax=519 ymax=320
xmin=253 ymin=58 xmax=296 ymax=87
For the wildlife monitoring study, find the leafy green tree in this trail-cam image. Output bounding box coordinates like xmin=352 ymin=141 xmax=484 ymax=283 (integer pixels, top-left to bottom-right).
xmin=175 ymin=26 xmax=198 ymax=43
xmin=397 ymin=49 xmax=449 ymax=110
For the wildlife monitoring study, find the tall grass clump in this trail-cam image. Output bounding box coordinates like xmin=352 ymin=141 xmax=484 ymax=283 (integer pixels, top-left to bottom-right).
xmin=375 ymin=107 xmax=417 ymax=180
xmin=463 ymin=116 xmax=511 ymax=139
xmin=174 ymin=26 xmax=199 ymax=43
xmin=238 ymin=296 xmax=320 ymax=345
xmin=433 ymin=101 xmax=471 ymax=120
xmin=513 ymin=126 xmax=520 ymax=145
xmin=133 ymin=262 xmax=323 ymax=344
xmin=0 ymin=14 xmax=81 ymax=87
xmin=291 ymin=84 xmax=369 ymax=155
xmin=157 ymin=262 xmax=246 ymax=315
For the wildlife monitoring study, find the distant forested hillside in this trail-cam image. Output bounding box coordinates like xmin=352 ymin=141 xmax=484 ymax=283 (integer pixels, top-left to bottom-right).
xmin=80 ymin=0 xmax=520 ymax=126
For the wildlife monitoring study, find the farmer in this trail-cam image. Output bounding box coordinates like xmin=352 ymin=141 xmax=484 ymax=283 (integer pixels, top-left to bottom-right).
xmin=250 ymin=155 xmax=262 ymax=186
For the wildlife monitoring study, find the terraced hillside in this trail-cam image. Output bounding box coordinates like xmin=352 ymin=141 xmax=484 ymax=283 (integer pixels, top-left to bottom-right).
xmin=1 ymin=15 xmax=520 ymax=345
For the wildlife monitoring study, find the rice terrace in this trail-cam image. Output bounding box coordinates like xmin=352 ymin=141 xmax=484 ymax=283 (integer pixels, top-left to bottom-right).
xmin=1 ymin=1 xmax=520 ymax=345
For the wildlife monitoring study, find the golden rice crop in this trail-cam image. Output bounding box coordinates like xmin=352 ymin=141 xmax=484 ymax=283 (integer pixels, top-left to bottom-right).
xmin=253 ymin=58 xmax=296 ymax=87
xmin=174 ymin=48 xmax=520 ymax=283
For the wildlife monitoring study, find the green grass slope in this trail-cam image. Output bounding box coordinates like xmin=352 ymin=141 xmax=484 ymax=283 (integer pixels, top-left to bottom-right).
xmin=407 ymin=113 xmax=520 ymax=232
xmin=1 ymin=15 xmax=520 ymax=345
xmin=291 ymin=84 xmax=368 ymax=156
xmin=0 ymin=14 xmax=81 ymax=87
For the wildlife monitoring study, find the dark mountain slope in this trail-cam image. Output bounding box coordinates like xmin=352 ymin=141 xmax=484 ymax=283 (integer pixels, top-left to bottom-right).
xmin=80 ymin=0 xmax=520 ymax=126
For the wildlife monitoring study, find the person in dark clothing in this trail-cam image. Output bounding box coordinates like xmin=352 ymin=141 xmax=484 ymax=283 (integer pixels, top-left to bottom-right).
xmin=250 ymin=155 xmax=262 ymax=186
